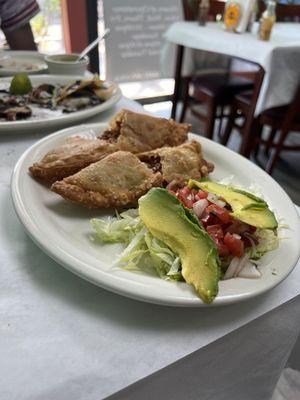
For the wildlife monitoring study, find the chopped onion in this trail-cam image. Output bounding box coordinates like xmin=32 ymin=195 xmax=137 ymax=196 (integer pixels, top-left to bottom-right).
xmin=224 ymin=254 xmax=250 ymax=279
xmin=207 ymin=193 xmax=226 ymax=207
xmin=193 ymin=199 xmax=208 ymax=218
xmin=244 ymin=233 xmax=257 ymax=258
xmin=224 ymin=257 xmax=240 ymax=280
xmin=234 ymin=254 xmax=250 ymax=277
xmin=238 ymin=262 xmax=262 ymax=279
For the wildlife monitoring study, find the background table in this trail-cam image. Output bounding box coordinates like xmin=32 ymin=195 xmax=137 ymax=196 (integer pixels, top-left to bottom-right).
xmin=163 ymin=22 xmax=300 ymax=116
xmin=1 ymin=97 xmax=300 ymax=399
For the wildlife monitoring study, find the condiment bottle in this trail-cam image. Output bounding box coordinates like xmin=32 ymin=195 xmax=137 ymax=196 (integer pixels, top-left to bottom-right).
xmin=258 ymin=0 xmax=276 ymax=41
xmin=223 ymin=1 xmax=242 ymax=32
xmin=198 ymin=0 xmax=210 ymax=26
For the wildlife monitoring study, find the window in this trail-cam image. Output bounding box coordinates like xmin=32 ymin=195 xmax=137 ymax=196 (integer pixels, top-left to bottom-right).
xmin=31 ymin=0 xmax=64 ymax=54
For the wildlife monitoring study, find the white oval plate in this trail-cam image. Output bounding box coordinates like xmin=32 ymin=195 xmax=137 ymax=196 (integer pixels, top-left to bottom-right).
xmin=0 ymin=51 xmax=47 ymax=76
xmin=11 ymin=123 xmax=300 ymax=307
xmin=0 ymin=75 xmax=122 ymax=134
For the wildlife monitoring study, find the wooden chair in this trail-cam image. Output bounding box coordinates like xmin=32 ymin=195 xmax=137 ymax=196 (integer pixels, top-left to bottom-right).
xmin=179 ymin=0 xmax=254 ymax=139
xmin=182 ymin=0 xmax=225 ymax=21
xmin=220 ymin=3 xmax=300 ymax=161
xmin=222 ymin=84 xmax=300 ymax=175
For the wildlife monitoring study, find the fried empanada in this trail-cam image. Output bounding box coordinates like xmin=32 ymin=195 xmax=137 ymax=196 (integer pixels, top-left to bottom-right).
xmin=29 ymin=110 xmax=190 ymax=184
xmin=51 ymin=151 xmax=162 ymax=208
xmin=29 ymin=136 xmax=117 ymax=184
xmin=138 ymin=140 xmax=214 ymax=186
xmin=101 ymin=109 xmax=190 ymax=152
xmin=51 ymin=141 xmax=214 ymax=209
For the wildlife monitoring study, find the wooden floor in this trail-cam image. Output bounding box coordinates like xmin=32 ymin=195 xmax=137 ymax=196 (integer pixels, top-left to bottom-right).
xmin=144 ymin=102 xmax=300 ymax=206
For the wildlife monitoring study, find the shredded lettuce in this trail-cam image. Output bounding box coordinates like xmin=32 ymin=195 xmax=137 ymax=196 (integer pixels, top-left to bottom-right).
xmin=91 ymin=209 xmax=142 ymax=244
xmin=91 ymin=209 xmax=279 ymax=282
xmin=252 ymin=228 xmax=279 ymax=259
xmin=91 ymin=210 xmax=182 ymax=281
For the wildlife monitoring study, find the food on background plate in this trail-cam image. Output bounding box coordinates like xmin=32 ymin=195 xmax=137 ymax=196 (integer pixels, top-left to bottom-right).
xmin=29 ymin=109 xmax=190 ymax=184
xmin=53 ymin=75 xmax=116 ymax=107
xmin=0 ymin=58 xmax=46 ymax=72
xmin=0 ymin=74 xmax=115 ymax=122
xmin=50 ymin=141 xmax=214 ymax=208
xmin=91 ymin=181 xmax=279 ymax=304
xmin=9 ymin=73 xmax=33 ymax=95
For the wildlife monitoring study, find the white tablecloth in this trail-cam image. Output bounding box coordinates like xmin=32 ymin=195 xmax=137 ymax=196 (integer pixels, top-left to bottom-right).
xmin=162 ymin=22 xmax=300 ymax=115
xmin=1 ymin=98 xmax=300 ymax=399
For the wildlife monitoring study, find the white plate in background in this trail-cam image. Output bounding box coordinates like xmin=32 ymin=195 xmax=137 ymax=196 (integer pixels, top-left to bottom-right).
xmin=0 ymin=51 xmax=47 ymax=76
xmin=0 ymin=75 xmax=122 ymax=134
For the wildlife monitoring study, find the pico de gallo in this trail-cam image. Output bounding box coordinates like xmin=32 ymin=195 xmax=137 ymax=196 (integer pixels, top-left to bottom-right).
xmin=170 ymin=185 xmax=258 ymax=262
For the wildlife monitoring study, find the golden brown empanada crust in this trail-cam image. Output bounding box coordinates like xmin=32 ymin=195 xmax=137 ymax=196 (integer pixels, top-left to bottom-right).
xmin=138 ymin=140 xmax=214 ymax=184
xmin=29 ymin=136 xmax=117 ymax=184
xmin=51 ymin=151 xmax=163 ymax=209
xmin=102 ymin=109 xmax=190 ymax=153
xmin=29 ymin=110 xmax=190 ymax=184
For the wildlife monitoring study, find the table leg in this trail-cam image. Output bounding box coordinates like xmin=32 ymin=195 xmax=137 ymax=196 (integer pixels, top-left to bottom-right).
xmin=171 ymin=45 xmax=184 ymax=121
xmin=239 ymin=67 xmax=265 ymax=157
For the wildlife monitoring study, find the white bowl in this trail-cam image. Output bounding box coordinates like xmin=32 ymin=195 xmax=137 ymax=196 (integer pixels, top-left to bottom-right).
xmin=45 ymin=53 xmax=89 ymax=76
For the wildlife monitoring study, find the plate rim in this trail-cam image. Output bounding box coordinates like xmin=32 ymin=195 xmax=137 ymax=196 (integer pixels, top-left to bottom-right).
xmin=11 ymin=123 xmax=300 ymax=307
xmin=0 ymin=75 xmax=122 ymax=132
xmin=0 ymin=50 xmax=47 ymax=75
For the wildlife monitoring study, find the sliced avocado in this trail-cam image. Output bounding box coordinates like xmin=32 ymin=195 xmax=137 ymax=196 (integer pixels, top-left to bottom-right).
xmin=189 ymin=180 xmax=278 ymax=229
xmin=139 ymin=188 xmax=221 ymax=304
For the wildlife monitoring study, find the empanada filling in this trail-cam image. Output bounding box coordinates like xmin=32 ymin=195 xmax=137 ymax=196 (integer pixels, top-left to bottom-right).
xmin=100 ymin=128 xmax=120 ymax=143
xmin=139 ymin=154 xmax=162 ymax=174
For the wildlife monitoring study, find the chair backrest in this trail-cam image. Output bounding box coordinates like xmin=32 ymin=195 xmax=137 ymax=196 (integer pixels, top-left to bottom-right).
xmin=182 ymin=0 xmax=225 ymax=21
xmin=282 ymin=83 xmax=300 ymax=128
xmin=258 ymin=1 xmax=300 ymax=21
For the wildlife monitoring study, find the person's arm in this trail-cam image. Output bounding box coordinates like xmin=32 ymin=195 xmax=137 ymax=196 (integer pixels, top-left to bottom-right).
xmin=0 ymin=0 xmax=40 ymax=50
xmin=3 ymin=22 xmax=37 ymax=50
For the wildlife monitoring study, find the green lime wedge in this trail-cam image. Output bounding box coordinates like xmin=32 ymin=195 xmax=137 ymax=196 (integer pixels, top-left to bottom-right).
xmin=10 ymin=73 xmax=33 ymax=95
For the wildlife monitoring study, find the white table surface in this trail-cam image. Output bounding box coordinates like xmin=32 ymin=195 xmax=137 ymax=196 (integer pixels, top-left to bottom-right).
xmin=163 ymin=21 xmax=300 ymax=115
xmin=1 ymin=97 xmax=300 ymax=399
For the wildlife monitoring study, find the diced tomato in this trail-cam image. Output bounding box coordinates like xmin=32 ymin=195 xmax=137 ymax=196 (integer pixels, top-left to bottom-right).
xmin=206 ymin=204 xmax=232 ymax=224
xmin=224 ymin=232 xmax=244 ymax=258
xmin=179 ymin=186 xmax=191 ymax=197
xmin=216 ymin=241 xmax=230 ymax=257
xmin=194 ymin=190 xmax=208 ymax=200
xmin=176 ymin=188 xmax=194 ymax=208
xmin=209 ymin=235 xmax=230 ymax=257
xmin=206 ymin=225 xmax=230 ymax=257
xmin=184 ymin=199 xmax=194 ymax=208
xmin=226 ymin=220 xmax=250 ymax=234
xmin=200 ymin=212 xmax=219 ymax=227
xmin=206 ymin=224 xmax=224 ymax=240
